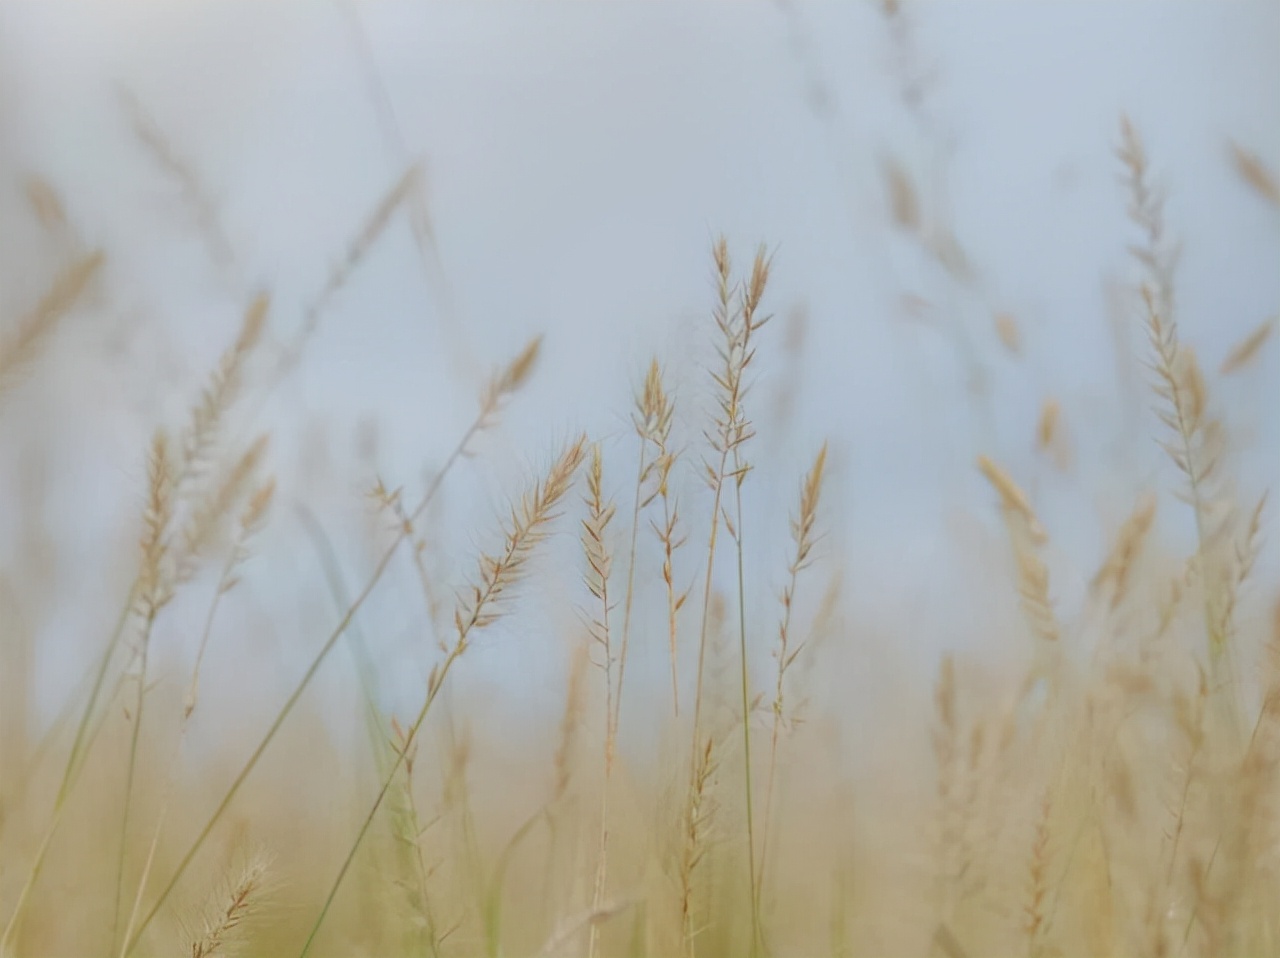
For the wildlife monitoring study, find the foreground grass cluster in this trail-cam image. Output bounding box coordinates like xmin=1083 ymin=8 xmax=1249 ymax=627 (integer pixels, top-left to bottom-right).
xmin=1 ymin=64 xmax=1278 ymax=958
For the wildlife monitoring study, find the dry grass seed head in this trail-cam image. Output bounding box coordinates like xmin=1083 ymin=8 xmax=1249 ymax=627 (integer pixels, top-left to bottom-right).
xmin=1091 ymin=491 xmax=1158 ymax=610
xmin=1228 ymin=140 xmax=1280 ymax=208
xmin=0 ymin=250 xmax=104 ymax=401
xmin=187 ymin=852 xmax=270 ymax=958
xmin=994 ymin=312 xmax=1021 ymax=355
xmin=176 ymin=434 xmax=270 ymax=585
xmin=180 ymin=294 xmax=269 ymax=501
xmin=23 ymin=175 xmax=69 ymax=234
xmin=881 ymin=155 xmax=921 ymax=232
xmin=976 ymin=455 xmax=1047 ymax=546
xmin=1219 ymin=316 xmax=1276 ymax=375
xmin=454 ymin=435 xmax=586 ymax=642
xmin=138 ymin=429 xmax=177 ymax=618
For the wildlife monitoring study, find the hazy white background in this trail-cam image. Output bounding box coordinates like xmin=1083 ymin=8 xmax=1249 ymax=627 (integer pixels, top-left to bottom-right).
xmin=1 ymin=3 xmax=1276 ymax=739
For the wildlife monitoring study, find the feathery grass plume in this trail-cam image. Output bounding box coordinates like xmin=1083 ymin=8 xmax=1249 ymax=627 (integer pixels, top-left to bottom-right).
xmin=1228 ymin=140 xmax=1280 ymax=209
xmin=1120 ymin=117 xmax=1248 ymax=739
xmin=1090 ymin=492 xmax=1158 ymax=611
xmin=1036 ymin=399 xmax=1057 ymax=451
xmin=1023 ymin=791 xmax=1053 ymax=958
xmin=110 ymin=301 xmax=267 ymax=950
xmin=1219 ymin=315 xmax=1276 ymax=375
xmin=1035 ymin=399 xmax=1071 ymax=472
xmin=372 ymin=480 xmax=449 ymax=648
xmin=686 ymin=238 xmax=772 ymax=956
xmin=881 ymin=155 xmax=920 ymax=232
xmin=178 ymin=294 xmax=268 ymax=493
xmin=175 ymin=435 xmax=270 ymax=587
xmin=580 ymin=443 xmax=619 ymax=958
xmin=332 ymin=0 xmax=470 ymax=382
xmin=117 ymin=87 xmax=237 ymax=273
xmin=109 ymin=432 xmax=178 ymax=952
xmin=994 ymin=312 xmax=1022 ymax=355
xmin=277 ymin=166 xmax=420 ymax=379
xmin=23 ymin=175 xmax=68 ymax=234
xmin=636 ymin=359 xmax=687 ymax=717
xmin=757 ymin=443 xmax=827 ymax=923
xmin=615 ymin=358 xmax=675 ymax=727
xmin=186 ymin=852 xmax=270 ymax=958
xmin=298 ymin=436 xmax=587 ymax=956
xmin=122 ymin=337 xmax=545 ymax=954
xmin=0 ymin=250 xmax=104 ymax=404
xmin=121 ymin=478 xmax=277 ymax=958
xmin=977 ymin=455 xmax=1059 ymax=668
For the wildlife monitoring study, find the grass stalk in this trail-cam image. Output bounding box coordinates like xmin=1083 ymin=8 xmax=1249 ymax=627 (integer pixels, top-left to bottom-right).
xmin=297 ymin=435 xmax=586 ymax=956
xmin=120 ymin=338 xmax=544 ymax=956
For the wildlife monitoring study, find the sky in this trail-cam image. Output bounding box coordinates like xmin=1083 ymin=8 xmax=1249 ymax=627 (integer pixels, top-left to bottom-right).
xmin=1 ymin=2 xmax=1277 ymax=732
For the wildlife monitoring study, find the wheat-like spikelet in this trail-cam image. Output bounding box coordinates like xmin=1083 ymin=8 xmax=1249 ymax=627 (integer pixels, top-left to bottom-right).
xmin=23 ymin=175 xmax=68 ymax=234
xmin=1023 ymin=791 xmax=1053 ymax=957
xmin=136 ymin=431 xmax=177 ymax=621
xmin=581 ymin=443 xmax=619 ymax=958
xmin=0 ymin=250 xmax=104 ymax=403
xmin=614 ymin=357 xmax=675 ymax=731
xmin=275 ymin=165 xmax=420 ymax=379
xmin=1120 ymin=118 xmax=1252 ymax=743
xmin=298 ymin=436 xmax=587 ymax=956
xmin=1228 ymin=140 xmax=1280 ymax=209
xmin=1219 ymin=316 xmax=1276 ymax=375
xmin=977 ymin=455 xmax=1059 ymax=655
xmin=758 ymin=443 xmax=827 ymax=920
xmin=634 ymin=359 xmax=687 ymax=717
xmin=113 ymin=430 xmax=187 ymax=952
xmin=1091 ymin=492 xmax=1158 ymax=612
xmin=686 ymin=238 xmax=772 ymax=955
xmin=477 ymin=335 xmax=543 ymax=432
xmin=117 ymin=473 xmax=277 ymax=958
xmin=184 ymin=475 xmax=276 ymax=721
xmin=179 ymin=294 xmax=268 ymax=492
xmin=881 ymin=154 xmax=921 ymax=232
xmin=118 ymin=87 xmax=237 ymax=273
xmin=186 ymin=853 xmax=270 ymax=958
xmin=174 ymin=435 xmax=269 ymax=587
xmin=454 ymin=437 xmax=586 ymax=641
xmin=122 ymin=337 xmax=547 ymax=953
xmin=994 ymin=311 xmax=1022 ymax=355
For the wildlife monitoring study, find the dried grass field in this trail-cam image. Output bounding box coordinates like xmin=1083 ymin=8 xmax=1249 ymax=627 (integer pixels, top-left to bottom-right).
xmin=0 ymin=4 xmax=1277 ymax=957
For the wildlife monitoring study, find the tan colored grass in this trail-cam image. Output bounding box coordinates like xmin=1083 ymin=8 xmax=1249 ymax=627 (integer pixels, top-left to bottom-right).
xmin=1228 ymin=140 xmax=1280 ymax=209
xmin=757 ymin=442 xmax=826 ymax=923
xmin=0 ymin=251 xmax=104 ymax=403
xmin=581 ymin=443 xmax=618 ymax=958
xmin=1092 ymin=491 xmax=1158 ymax=611
xmin=186 ymin=852 xmax=269 ymax=958
xmin=1219 ymin=315 xmax=1276 ymax=375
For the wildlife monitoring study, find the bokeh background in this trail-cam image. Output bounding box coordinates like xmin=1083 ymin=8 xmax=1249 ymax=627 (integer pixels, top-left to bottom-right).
xmin=1 ymin=2 xmax=1276 ymax=750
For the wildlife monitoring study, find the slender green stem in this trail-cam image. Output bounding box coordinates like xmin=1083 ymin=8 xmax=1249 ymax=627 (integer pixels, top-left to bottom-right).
xmin=122 ymin=420 xmax=481 ymax=957
xmin=298 ymin=643 xmax=464 ymax=958
xmin=732 ymin=477 xmax=760 ymax=958
xmin=1 ymin=593 xmax=135 ymax=955
xmin=109 ymin=610 xmax=157 ymax=957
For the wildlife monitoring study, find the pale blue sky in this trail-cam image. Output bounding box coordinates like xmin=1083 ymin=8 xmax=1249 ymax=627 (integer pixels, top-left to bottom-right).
xmin=1 ymin=3 xmax=1276 ymax=729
